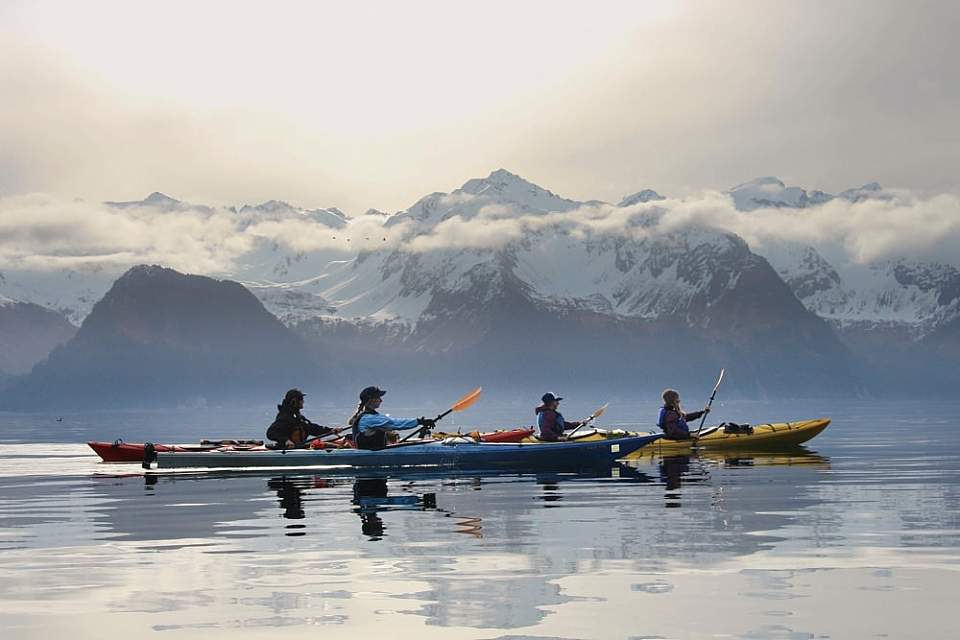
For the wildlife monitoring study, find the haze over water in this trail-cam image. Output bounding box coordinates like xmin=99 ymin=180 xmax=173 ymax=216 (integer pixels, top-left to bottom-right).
xmin=1 ymin=400 xmax=958 ymax=639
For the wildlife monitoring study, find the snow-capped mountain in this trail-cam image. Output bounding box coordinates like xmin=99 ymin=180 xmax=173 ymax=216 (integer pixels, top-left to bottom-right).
xmin=246 ymin=170 xmax=850 ymax=396
xmin=0 ymin=267 xmax=115 ymax=325
xmin=1 ymin=170 xmax=954 ymax=397
xmin=618 ymin=190 xmax=665 ymax=207
xmin=233 ymin=199 xmax=348 ymax=229
xmin=105 ymin=191 xmax=203 ymax=212
xmin=729 ymin=177 xmax=834 ymax=211
xmin=248 ymin=170 xmax=772 ymax=329
xmin=733 ymin=177 xmax=960 ymax=342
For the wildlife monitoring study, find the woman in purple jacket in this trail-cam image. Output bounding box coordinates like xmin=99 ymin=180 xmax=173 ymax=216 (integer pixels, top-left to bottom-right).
xmin=535 ymin=392 xmax=583 ymax=442
xmin=658 ymin=389 xmax=710 ymax=440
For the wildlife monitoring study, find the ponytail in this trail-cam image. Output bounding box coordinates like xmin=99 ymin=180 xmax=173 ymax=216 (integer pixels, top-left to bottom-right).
xmin=347 ymin=400 xmax=366 ymax=429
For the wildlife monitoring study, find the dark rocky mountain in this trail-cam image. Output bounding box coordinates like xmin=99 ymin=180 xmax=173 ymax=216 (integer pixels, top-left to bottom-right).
xmin=0 ymin=266 xmax=316 ymax=409
xmin=0 ymin=299 xmax=77 ymax=375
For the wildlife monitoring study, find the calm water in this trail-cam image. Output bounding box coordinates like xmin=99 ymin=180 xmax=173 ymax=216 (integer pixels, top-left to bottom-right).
xmin=1 ymin=400 xmax=958 ymax=639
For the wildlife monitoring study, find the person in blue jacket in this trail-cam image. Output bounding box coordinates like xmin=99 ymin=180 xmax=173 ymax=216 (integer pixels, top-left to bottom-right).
xmin=348 ymin=386 xmax=436 ymax=450
xmin=658 ymin=388 xmax=710 ymax=440
xmin=535 ymin=392 xmax=583 ymax=442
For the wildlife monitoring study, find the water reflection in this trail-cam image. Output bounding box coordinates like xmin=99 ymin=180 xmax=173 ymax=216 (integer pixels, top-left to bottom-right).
xmin=352 ymin=477 xmax=437 ymax=541
xmin=9 ymin=426 xmax=960 ymax=638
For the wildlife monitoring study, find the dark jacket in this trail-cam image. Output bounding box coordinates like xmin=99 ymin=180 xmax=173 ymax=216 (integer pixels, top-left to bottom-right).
xmin=535 ymin=405 xmax=578 ymax=442
xmin=657 ymin=406 xmax=706 ymax=440
xmin=266 ymin=404 xmax=332 ymax=445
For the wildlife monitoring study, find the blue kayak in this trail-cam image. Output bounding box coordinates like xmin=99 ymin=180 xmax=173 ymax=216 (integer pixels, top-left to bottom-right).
xmin=145 ymin=435 xmax=660 ymax=471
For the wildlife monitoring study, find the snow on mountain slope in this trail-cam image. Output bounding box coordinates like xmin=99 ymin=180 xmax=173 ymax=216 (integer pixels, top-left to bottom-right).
xmin=386 ymin=168 xmax=581 ymax=229
xmin=0 ymin=192 xmax=357 ymax=324
xmin=2 ymin=173 xmax=955 ymax=351
xmin=730 ymin=177 xmax=833 ymax=211
xmin=251 ymin=170 xmax=778 ymax=334
xmin=234 ymin=200 xmax=348 ymax=228
xmin=734 ymin=178 xmax=959 ymax=339
xmin=0 ymin=268 xmax=113 ymax=325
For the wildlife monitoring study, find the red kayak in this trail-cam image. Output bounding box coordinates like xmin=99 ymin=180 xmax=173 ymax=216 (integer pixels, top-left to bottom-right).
xmin=89 ymin=428 xmax=534 ymax=462
xmin=472 ymin=428 xmax=535 ymax=443
xmin=88 ymin=439 xmax=265 ymax=463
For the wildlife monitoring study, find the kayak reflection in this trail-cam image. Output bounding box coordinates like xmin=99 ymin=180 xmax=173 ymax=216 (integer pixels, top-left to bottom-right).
xmin=643 ymin=446 xmax=830 ymax=507
xmin=352 ymin=477 xmax=437 ymax=541
xmin=535 ymin=464 xmax=653 ymax=506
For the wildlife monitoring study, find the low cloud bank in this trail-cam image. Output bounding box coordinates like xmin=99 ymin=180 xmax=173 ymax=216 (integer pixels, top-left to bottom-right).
xmin=1 ymin=187 xmax=957 ymax=280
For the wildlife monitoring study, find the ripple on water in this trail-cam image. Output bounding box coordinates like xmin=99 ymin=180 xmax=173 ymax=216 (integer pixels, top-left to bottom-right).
xmin=1 ymin=402 xmax=960 ymax=639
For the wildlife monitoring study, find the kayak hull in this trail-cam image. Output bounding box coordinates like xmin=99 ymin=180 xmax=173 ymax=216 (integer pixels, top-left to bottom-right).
xmin=639 ymin=418 xmax=830 ymax=454
xmin=148 ymin=435 xmax=660 ymax=471
xmin=526 ymin=418 xmax=830 ymax=455
xmin=88 ymin=441 xmax=200 ymax=462
xmin=90 ymin=429 xmax=534 ymax=462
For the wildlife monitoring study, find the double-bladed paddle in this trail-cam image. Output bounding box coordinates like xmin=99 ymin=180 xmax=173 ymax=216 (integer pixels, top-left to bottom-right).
xmin=400 ymin=386 xmax=483 ymax=442
xmin=694 ymin=368 xmax=725 ymax=439
xmin=565 ymin=402 xmax=609 ymax=439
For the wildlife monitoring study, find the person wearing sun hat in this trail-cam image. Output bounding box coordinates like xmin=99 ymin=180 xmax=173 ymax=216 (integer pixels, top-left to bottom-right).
xmin=348 ymin=386 xmax=436 ymax=450
xmin=534 ymin=392 xmax=583 ymax=442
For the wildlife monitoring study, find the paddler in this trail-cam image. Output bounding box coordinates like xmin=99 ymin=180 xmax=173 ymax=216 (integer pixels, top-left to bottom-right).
xmin=657 ymin=388 xmax=710 ymax=440
xmin=266 ymin=388 xmax=334 ymax=448
xmin=534 ymin=392 xmax=583 ymax=442
xmin=349 ymin=386 xmax=436 ymax=451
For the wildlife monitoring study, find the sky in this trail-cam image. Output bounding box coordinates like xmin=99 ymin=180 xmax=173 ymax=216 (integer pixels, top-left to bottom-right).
xmin=1 ymin=0 xmax=958 ymax=214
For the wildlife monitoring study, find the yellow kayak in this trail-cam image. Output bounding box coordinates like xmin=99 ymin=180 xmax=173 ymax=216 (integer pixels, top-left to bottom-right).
xmin=524 ymin=418 xmax=830 ymax=455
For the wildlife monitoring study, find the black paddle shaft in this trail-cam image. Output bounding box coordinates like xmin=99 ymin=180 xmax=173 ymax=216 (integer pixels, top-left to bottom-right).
xmin=399 ymin=408 xmax=453 ymax=443
xmin=696 ymin=369 xmax=725 ymax=437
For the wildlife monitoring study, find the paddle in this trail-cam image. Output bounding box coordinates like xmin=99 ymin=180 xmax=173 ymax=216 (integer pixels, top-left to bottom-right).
xmin=565 ymin=402 xmax=609 ymax=439
xmin=301 ymin=425 xmax=352 ymax=448
xmin=694 ymin=368 xmax=725 ymax=439
xmin=400 ymin=386 xmax=484 ymax=442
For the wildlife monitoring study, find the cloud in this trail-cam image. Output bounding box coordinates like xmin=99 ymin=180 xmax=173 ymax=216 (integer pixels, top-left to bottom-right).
xmin=2 ymin=2 xmax=958 ymax=211
xmin=1 ymin=185 xmax=957 ymax=285
xmin=401 ymin=189 xmax=960 ymax=268
xmin=706 ymin=192 xmax=960 ymax=267
xmin=0 ymin=194 xmax=253 ymax=274
xmin=244 ymin=214 xmax=411 ymax=253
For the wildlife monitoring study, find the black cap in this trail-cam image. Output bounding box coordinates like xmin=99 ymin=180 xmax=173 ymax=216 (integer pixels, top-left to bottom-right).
xmin=284 ymin=388 xmax=305 ymax=403
xmin=360 ymin=386 xmax=387 ymax=402
xmin=541 ymin=392 xmax=563 ymax=403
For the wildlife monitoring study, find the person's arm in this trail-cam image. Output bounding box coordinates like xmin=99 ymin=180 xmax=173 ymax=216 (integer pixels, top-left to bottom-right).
xmin=562 ymin=420 xmax=582 ymax=430
xmin=358 ymin=413 xmax=420 ymax=433
xmin=304 ymin=421 xmax=334 ymax=438
xmin=683 ymin=409 xmax=707 ymax=421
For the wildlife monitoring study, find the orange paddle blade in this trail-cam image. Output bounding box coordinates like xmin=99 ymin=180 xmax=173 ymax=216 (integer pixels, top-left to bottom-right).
xmin=451 ymin=386 xmax=483 ymax=412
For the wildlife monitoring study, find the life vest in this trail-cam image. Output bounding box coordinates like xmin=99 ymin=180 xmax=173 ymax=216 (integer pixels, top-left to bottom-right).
xmin=351 ymin=408 xmax=389 ymax=451
xmin=657 ymin=406 xmax=691 ymax=440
